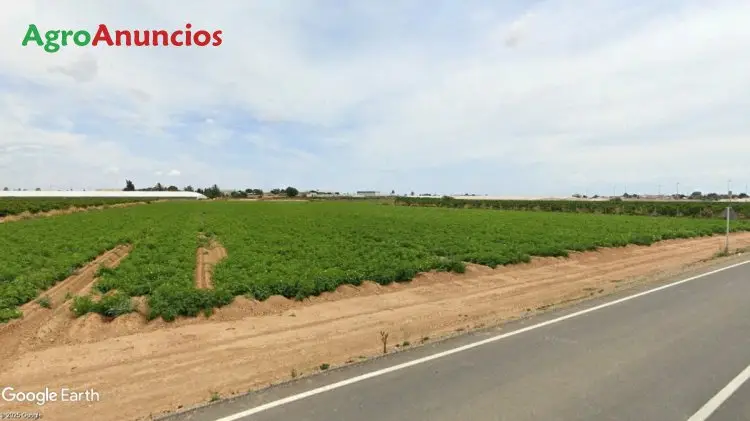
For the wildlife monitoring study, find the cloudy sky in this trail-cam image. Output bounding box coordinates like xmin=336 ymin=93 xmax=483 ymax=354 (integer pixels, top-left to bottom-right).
xmin=1 ymin=0 xmax=749 ymax=196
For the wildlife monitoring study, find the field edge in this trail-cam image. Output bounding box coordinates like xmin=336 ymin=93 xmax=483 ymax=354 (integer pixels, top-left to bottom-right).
xmin=152 ymin=249 xmax=750 ymax=421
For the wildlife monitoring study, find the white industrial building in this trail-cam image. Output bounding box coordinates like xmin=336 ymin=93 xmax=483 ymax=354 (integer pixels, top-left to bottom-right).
xmin=0 ymin=190 xmax=208 ymax=199
xmin=356 ymin=190 xmax=381 ymax=197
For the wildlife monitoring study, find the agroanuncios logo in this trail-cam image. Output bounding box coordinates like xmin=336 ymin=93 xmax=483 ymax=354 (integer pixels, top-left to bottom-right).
xmin=21 ymin=23 xmax=223 ymax=53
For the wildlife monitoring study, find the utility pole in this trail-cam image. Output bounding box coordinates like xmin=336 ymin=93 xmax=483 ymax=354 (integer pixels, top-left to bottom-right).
xmin=676 ymin=182 xmax=680 ymax=197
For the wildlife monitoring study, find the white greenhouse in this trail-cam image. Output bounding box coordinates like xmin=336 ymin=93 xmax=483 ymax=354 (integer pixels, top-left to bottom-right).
xmin=0 ymin=190 xmax=208 ymax=199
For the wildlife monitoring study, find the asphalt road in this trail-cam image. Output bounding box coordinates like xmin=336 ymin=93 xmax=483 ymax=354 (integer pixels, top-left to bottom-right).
xmin=707 ymin=379 xmax=750 ymax=420
xmin=162 ymin=259 xmax=750 ymax=421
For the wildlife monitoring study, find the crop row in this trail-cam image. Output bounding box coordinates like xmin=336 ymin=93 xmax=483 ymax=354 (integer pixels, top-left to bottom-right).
xmin=2 ymin=201 xmax=749 ymax=322
xmin=0 ymin=207 xmax=139 ymax=321
xmin=0 ymin=203 xmax=228 ymax=322
xmin=395 ymin=197 xmax=750 ymax=218
xmin=0 ymin=197 xmax=148 ymax=217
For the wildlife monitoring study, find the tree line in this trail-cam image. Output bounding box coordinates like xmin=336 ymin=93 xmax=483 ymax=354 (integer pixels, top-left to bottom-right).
xmin=572 ymin=191 xmax=749 ymax=200
xmin=123 ymin=180 xmax=299 ymax=199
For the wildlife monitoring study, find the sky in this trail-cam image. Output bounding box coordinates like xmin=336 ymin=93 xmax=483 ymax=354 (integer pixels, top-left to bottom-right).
xmin=1 ymin=0 xmax=749 ymax=196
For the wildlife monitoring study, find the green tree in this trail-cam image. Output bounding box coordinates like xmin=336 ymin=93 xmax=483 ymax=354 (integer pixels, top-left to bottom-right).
xmin=285 ymin=186 xmax=299 ymax=197
xmin=123 ymin=180 xmax=135 ymax=191
xmin=184 ymin=185 xmax=194 ymax=192
xmin=244 ymin=188 xmax=263 ymax=197
xmin=202 ymin=184 xmax=222 ymax=199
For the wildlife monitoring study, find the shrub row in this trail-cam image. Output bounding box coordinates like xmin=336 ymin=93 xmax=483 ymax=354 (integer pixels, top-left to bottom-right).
xmin=394 ymin=196 xmax=750 ymax=218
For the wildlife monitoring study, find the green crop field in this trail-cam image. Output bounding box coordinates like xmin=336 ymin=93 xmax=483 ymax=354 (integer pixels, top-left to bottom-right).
xmin=2 ymin=201 xmax=748 ymax=323
xmin=0 ymin=197 xmax=148 ymax=217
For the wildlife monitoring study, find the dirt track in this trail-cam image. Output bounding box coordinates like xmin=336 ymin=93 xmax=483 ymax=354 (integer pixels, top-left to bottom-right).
xmin=195 ymin=240 xmax=227 ymax=289
xmin=2 ymin=234 xmax=750 ymax=421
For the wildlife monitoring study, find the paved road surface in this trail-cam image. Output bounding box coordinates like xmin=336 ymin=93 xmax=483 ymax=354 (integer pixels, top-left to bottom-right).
xmin=162 ymin=260 xmax=750 ymax=421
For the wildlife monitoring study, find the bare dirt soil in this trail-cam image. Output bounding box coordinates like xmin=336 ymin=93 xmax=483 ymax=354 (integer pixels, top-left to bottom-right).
xmin=0 ymin=245 xmax=132 ymax=366
xmin=195 ymin=241 xmax=227 ymax=289
xmin=0 ymin=202 xmax=147 ymax=223
xmin=2 ymin=234 xmax=750 ymax=421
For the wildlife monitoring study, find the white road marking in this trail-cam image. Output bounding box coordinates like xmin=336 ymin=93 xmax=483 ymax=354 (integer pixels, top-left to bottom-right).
xmin=213 ymin=259 xmax=750 ymax=421
xmin=687 ymin=362 xmax=750 ymax=421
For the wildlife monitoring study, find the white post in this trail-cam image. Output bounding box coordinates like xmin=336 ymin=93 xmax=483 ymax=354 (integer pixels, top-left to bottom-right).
xmin=725 ymin=206 xmax=730 ymax=254
xmin=726 ymin=179 xmax=732 ymax=254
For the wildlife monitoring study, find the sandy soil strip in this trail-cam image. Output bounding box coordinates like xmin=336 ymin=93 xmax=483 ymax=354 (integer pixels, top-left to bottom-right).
xmin=0 ymin=202 xmax=147 ymax=223
xmin=195 ymin=240 xmax=228 ymax=289
xmin=0 ymin=244 xmax=132 ymax=368
xmin=1 ymin=234 xmax=750 ymax=421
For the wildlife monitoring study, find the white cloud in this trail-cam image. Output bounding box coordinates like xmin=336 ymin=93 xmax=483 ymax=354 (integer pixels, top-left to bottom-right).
xmin=49 ymin=53 xmax=98 ymax=83
xmin=168 ymin=169 xmax=181 ymax=176
xmin=503 ymin=12 xmax=534 ymax=47
xmin=1 ymin=0 xmax=749 ymax=194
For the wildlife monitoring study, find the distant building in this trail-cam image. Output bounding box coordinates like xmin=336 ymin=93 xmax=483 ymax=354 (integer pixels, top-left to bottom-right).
xmin=305 ymin=191 xmax=337 ymax=198
xmin=356 ymin=191 xmax=380 ymax=197
xmin=639 ymin=195 xmax=665 ymax=200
